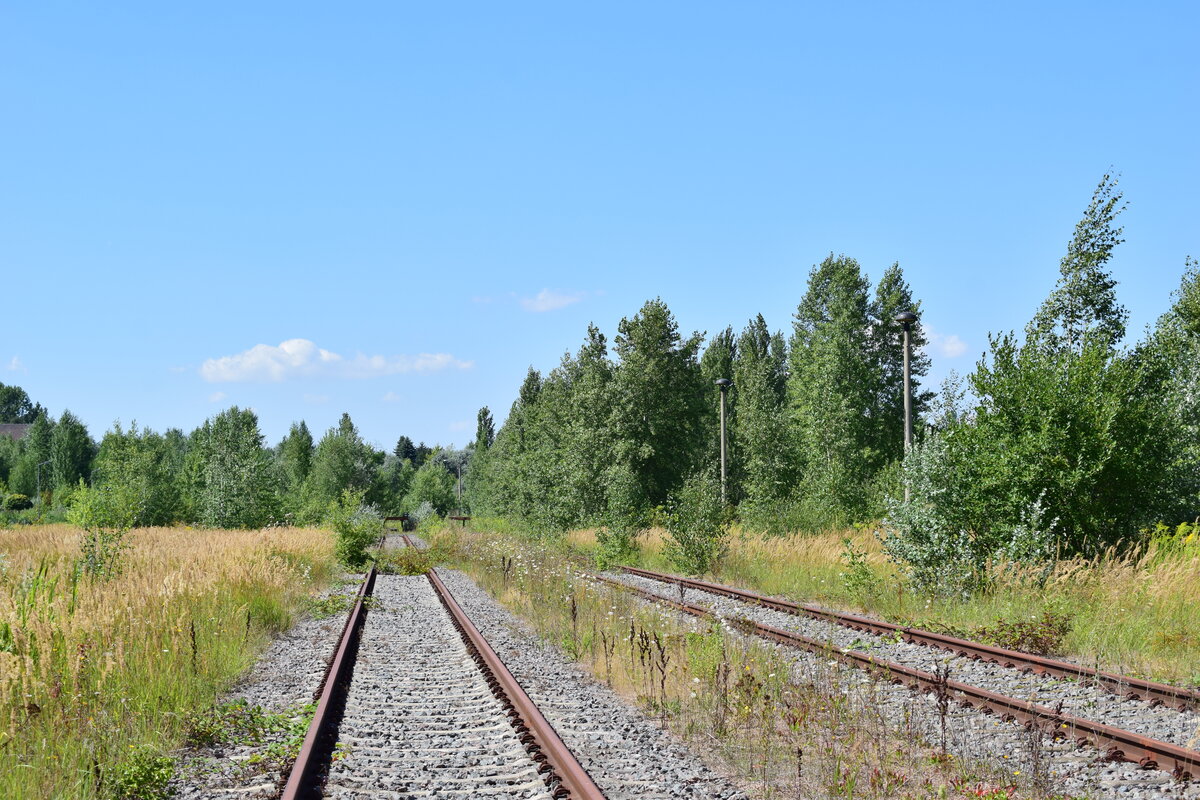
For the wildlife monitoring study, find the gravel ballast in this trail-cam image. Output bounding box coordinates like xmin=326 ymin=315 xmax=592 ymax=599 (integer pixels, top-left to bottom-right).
xmin=435 ymin=568 xmax=749 ymax=800
xmin=608 ymin=570 xmax=1200 ymax=800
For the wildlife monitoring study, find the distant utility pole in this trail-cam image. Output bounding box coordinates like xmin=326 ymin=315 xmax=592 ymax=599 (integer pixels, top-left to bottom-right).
xmin=894 ymin=311 xmax=917 ymax=502
xmin=714 ymin=378 xmax=733 ymax=504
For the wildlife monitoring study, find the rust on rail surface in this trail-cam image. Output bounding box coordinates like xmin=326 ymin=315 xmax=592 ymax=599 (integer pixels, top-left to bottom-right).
xmin=427 ymin=569 xmax=607 ymax=799
xmin=621 ymin=565 xmax=1200 ymax=713
xmin=598 ymin=574 xmax=1200 ymax=780
xmin=280 ymin=565 xmax=377 ymax=800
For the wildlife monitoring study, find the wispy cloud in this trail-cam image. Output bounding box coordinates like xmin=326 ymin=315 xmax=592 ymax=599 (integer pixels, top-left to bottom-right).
xmin=922 ymin=325 xmax=968 ymax=359
xmin=303 ymin=393 xmax=330 ymax=404
xmin=382 ymin=391 xmax=403 ymax=403
xmin=448 ymin=419 xmax=471 ymax=432
xmin=6 ymin=356 xmax=25 ymax=372
xmin=208 ymin=391 xmax=227 ymax=403
xmin=520 ymin=288 xmax=585 ymax=313
xmin=200 ymin=339 xmax=473 ymax=383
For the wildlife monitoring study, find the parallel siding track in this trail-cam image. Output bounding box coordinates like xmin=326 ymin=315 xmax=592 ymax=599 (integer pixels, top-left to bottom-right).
xmin=601 ymin=568 xmax=1200 ymax=780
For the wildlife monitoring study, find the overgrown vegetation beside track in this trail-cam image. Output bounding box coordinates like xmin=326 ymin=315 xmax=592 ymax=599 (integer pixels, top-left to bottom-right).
xmin=446 ymin=525 xmax=1079 ymax=800
xmin=0 ymin=524 xmax=336 ymax=800
xmin=560 ymin=525 xmax=1200 ymax=689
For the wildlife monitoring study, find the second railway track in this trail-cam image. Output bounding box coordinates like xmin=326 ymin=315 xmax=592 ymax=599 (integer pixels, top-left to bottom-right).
xmin=603 ymin=567 xmax=1200 ymax=781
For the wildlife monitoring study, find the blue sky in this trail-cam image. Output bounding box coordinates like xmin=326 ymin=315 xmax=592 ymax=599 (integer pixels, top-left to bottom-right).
xmin=3 ymin=2 xmax=1197 ymax=450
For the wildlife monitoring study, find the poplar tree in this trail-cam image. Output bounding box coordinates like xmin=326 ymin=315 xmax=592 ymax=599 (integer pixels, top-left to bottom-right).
xmin=609 ymin=299 xmax=706 ymax=506
xmin=50 ymin=410 xmax=95 ymax=492
xmin=787 ymin=255 xmax=878 ymax=525
xmin=733 ymin=315 xmax=793 ymax=527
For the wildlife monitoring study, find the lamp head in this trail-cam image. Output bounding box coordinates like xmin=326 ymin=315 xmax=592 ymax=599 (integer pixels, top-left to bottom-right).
xmin=894 ymin=311 xmax=918 ymax=326
xmin=714 ymin=378 xmax=733 ymax=389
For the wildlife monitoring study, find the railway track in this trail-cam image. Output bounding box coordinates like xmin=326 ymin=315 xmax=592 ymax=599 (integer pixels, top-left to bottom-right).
xmin=281 ymin=562 xmax=604 ymax=799
xmin=601 ymin=567 xmax=1200 ymax=781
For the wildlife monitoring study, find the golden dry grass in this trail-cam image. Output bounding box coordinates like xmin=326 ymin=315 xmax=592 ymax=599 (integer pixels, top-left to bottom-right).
xmin=563 ymin=525 xmax=1200 ymax=686
xmin=0 ymin=524 xmax=336 ymax=799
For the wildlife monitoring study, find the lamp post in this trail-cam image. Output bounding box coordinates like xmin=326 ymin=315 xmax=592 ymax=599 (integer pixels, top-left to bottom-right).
xmin=714 ymin=378 xmax=732 ymax=504
xmin=894 ymin=311 xmax=917 ymax=502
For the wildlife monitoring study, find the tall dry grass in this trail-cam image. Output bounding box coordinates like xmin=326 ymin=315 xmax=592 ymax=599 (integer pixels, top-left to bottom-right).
xmin=0 ymin=524 xmax=335 ymax=799
xmin=565 ymin=526 xmax=1200 ymax=686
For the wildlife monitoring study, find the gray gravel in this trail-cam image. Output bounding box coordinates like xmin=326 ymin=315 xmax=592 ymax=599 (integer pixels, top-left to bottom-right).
xmin=436 ymin=568 xmax=749 ymax=800
xmin=608 ymin=570 xmax=1200 ymax=800
xmin=172 ymin=577 xmax=361 ymax=799
xmin=324 ymin=574 xmax=555 ymax=799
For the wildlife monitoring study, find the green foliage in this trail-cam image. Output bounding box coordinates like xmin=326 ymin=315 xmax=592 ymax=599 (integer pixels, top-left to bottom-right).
xmin=0 ymin=381 xmax=46 ymax=424
xmin=663 ymin=469 xmax=728 ymax=575
xmin=971 ymin=610 xmax=1073 ymax=656
xmin=3 ymin=494 xmax=31 ymax=511
xmin=596 ymin=462 xmax=643 ymax=568
xmin=105 ymin=748 xmax=174 ymax=800
xmin=305 ymin=413 xmax=382 ymax=514
xmin=839 ymin=537 xmax=881 ymax=600
xmin=327 ymin=489 xmax=382 ymax=568
xmin=376 ymin=546 xmax=438 ymax=575
xmin=69 ymin=481 xmax=136 ymax=579
xmin=94 ymin=422 xmax=182 ymax=526
xmin=186 ymin=407 xmax=279 ymax=529
xmin=403 ymin=455 xmax=456 ymax=515
xmin=50 ymin=410 xmax=95 ymax=493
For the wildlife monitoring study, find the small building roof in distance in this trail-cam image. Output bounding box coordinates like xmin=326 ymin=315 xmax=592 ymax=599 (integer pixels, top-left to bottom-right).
xmin=0 ymin=423 xmax=33 ymax=441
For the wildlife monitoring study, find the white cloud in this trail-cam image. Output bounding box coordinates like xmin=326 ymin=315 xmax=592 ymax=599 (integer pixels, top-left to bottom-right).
xmin=520 ymin=288 xmax=585 ymax=312
xmin=448 ymin=420 xmax=471 ymax=432
xmin=208 ymin=391 xmax=227 ymax=403
xmin=200 ymin=339 xmax=472 ymax=383
xmin=7 ymin=356 xmax=25 ymax=372
xmin=922 ymin=326 xmax=968 ymax=359
xmin=303 ymin=393 xmax=330 ymax=404
xmin=382 ymin=391 xmax=403 ymax=403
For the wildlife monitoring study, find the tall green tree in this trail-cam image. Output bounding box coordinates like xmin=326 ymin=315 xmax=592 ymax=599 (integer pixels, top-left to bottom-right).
xmin=187 ymin=407 xmax=279 ymax=529
xmin=50 ymin=410 xmax=95 ymax=492
xmin=733 ymin=315 xmax=793 ymax=527
xmin=306 ymin=413 xmax=382 ymax=512
xmin=1028 ymin=173 xmax=1129 ymax=352
xmin=0 ymin=382 xmax=46 ymax=424
xmin=609 ymin=299 xmax=706 ymax=506
xmin=393 ymin=435 xmax=417 ymax=463
xmin=277 ymin=421 xmax=314 ymax=496
xmin=94 ymin=422 xmax=181 ymax=525
xmin=787 ymin=255 xmax=878 ymax=525
xmin=475 ymin=408 xmax=495 ymax=450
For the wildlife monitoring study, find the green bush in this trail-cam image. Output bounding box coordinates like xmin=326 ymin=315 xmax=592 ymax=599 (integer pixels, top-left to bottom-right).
xmin=3 ymin=494 xmax=32 ymax=511
xmin=105 ymin=748 xmax=174 ymax=800
xmin=326 ymin=490 xmax=382 ymax=568
xmin=664 ymin=469 xmax=728 ymax=575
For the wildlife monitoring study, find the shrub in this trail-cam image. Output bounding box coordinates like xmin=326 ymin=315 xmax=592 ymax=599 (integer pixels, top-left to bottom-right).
xmin=105 ymin=748 xmax=174 ymax=800
xmin=326 ymin=490 xmax=383 ymax=568
xmin=664 ymin=469 xmax=728 ymax=575
xmin=68 ymin=482 xmax=137 ymax=580
xmin=3 ymin=494 xmax=32 ymax=511
xmin=972 ymin=610 xmax=1073 ymax=656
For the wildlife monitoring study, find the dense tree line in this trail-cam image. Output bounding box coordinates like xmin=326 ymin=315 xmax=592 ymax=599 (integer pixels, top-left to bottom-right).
xmin=467 ymin=257 xmax=930 ymax=543
xmin=469 ymin=176 xmax=1200 ymax=580
xmin=0 ymin=396 xmax=465 ymax=526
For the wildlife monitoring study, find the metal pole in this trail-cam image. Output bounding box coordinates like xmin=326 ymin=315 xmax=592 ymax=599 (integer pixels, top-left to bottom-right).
xmin=714 ymin=379 xmax=732 ymax=505
xmin=902 ymin=324 xmax=912 ymax=453
xmin=894 ymin=311 xmax=917 ymax=503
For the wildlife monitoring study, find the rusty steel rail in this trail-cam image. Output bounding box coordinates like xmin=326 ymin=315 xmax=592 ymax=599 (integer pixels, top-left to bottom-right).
xmin=598 ymin=574 xmax=1200 ymax=780
xmin=281 ymin=566 xmax=378 ymax=800
xmin=427 ymin=569 xmax=607 ymax=800
xmin=399 ymin=533 xmax=421 ymax=549
xmin=622 ymin=565 xmax=1200 ymax=713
